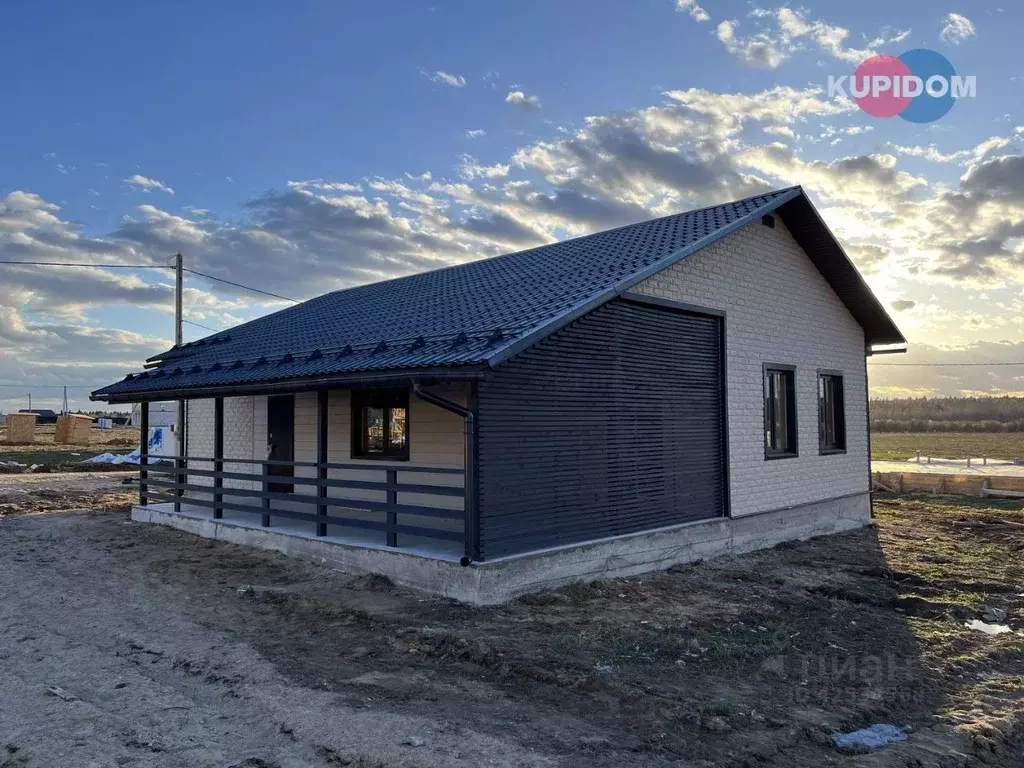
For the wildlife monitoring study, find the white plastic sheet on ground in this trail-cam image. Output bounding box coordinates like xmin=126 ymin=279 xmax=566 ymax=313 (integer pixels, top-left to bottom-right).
xmin=84 ymin=427 xmax=169 ymax=465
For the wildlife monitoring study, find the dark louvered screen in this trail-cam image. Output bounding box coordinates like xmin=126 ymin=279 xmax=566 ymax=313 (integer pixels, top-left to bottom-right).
xmin=477 ymin=297 xmax=726 ymax=559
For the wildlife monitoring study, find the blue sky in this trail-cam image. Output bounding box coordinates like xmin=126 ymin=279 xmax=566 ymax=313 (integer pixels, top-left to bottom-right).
xmin=1 ymin=1 xmax=1021 ymax=409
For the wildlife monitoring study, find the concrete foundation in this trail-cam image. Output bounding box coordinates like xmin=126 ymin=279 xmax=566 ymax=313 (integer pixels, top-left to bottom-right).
xmin=132 ymin=491 xmax=871 ymax=604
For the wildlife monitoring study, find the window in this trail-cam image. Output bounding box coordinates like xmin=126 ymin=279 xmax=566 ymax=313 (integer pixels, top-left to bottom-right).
xmin=352 ymin=388 xmax=409 ymax=460
xmin=764 ymin=364 xmax=797 ymax=459
xmin=818 ymin=371 xmax=846 ymax=454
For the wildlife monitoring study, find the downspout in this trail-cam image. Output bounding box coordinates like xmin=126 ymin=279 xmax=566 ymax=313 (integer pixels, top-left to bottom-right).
xmin=864 ymin=344 xmax=874 ymax=519
xmin=412 ymin=382 xmax=478 ymax=566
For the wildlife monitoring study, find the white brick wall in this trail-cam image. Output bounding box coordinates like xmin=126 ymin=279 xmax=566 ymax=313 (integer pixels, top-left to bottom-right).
xmin=634 ymin=217 xmax=869 ymax=517
xmin=185 ymin=396 xmax=259 ymax=490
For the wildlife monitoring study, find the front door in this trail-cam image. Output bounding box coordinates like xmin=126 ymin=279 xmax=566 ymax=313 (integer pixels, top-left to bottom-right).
xmin=266 ymin=395 xmax=294 ymax=493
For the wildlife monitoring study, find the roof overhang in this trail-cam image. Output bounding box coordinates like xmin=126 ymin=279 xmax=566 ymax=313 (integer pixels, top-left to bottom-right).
xmin=775 ymin=192 xmax=906 ymax=347
xmin=91 ymin=365 xmax=488 ymax=404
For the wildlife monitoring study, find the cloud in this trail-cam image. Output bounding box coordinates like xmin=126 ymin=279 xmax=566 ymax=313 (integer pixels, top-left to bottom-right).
xmin=738 ymin=145 xmax=928 ymax=210
xmin=465 ymin=129 xmax=486 ymax=139
xmin=764 ymin=125 xmax=795 ymax=138
xmin=505 ymin=90 xmax=542 ymax=110
xmin=287 ymin=179 xmax=363 ymax=192
xmin=716 ymin=20 xmax=787 ymax=68
xmin=666 ymin=86 xmax=855 ymax=127
xmin=675 ymin=0 xmax=710 ymax=23
xmin=458 ymin=155 xmax=510 ymax=180
xmin=123 ymin=174 xmax=174 ymax=195
xmin=891 ymin=299 xmax=917 ymax=311
xmin=717 ymin=7 xmax=904 ymax=68
xmin=960 ymin=155 xmax=1024 ymax=203
xmin=425 ymin=70 xmax=467 ymax=87
xmin=889 ymin=136 xmax=1011 ymax=165
xmin=940 ymin=13 xmax=976 ymax=45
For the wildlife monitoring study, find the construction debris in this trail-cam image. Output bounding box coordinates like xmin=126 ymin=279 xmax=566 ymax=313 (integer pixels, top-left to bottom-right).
xmin=0 ymin=461 xmax=41 ymax=473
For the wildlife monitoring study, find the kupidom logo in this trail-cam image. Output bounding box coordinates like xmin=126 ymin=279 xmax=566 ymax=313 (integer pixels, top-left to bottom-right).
xmin=828 ymin=49 xmax=975 ymax=123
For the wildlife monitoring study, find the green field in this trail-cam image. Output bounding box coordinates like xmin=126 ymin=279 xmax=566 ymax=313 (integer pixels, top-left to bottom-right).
xmin=871 ymin=431 xmax=1024 ymax=461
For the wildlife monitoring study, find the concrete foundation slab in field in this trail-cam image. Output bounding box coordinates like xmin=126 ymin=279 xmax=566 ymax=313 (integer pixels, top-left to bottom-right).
xmin=132 ymin=492 xmax=870 ymax=604
xmin=872 ymin=458 xmax=1024 ymax=477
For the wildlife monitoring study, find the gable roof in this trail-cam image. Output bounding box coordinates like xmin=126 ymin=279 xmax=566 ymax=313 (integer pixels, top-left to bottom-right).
xmin=92 ymin=186 xmax=904 ymax=402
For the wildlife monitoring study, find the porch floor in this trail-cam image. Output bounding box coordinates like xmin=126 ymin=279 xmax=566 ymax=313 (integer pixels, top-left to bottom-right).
xmin=141 ymin=501 xmax=464 ymax=561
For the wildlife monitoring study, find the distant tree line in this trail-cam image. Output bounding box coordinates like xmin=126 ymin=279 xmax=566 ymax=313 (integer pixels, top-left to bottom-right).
xmin=870 ymin=397 xmax=1024 ymax=432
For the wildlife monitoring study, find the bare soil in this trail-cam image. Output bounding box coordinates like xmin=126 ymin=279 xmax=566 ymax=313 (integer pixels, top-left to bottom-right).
xmin=1 ymin=488 xmax=1023 ymax=767
xmin=0 ymin=424 xmax=141 ymax=472
xmin=0 ymin=471 xmax=136 ymax=516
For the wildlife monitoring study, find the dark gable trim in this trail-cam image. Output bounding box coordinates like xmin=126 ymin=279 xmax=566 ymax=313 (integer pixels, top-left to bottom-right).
xmin=776 ymin=194 xmax=905 ymax=346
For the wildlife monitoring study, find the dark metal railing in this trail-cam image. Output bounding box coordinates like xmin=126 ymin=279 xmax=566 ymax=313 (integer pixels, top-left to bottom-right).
xmin=139 ymin=454 xmax=466 ymax=551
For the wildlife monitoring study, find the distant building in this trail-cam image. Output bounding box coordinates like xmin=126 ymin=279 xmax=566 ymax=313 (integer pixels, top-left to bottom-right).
xmin=130 ymin=401 xmax=177 ymax=429
xmin=19 ymin=409 xmax=58 ymax=424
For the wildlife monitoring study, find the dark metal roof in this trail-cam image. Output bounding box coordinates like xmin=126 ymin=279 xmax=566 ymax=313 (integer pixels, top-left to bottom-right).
xmin=92 ymin=186 xmax=904 ymax=402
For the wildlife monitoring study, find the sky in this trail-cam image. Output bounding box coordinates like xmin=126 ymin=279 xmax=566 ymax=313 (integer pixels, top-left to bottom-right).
xmin=1 ymin=1 xmax=1022 ymax=411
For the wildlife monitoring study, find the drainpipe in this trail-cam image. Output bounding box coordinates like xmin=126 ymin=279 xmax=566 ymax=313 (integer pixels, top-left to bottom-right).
xmin=864 ymin=344 xmax=874 ymax=519
xmin=412 ymin=382 xmax=478 ymax=565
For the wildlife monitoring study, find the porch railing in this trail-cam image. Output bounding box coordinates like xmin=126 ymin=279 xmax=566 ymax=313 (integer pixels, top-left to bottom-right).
xmin=139 ymin=455 xmax=466 ymax=555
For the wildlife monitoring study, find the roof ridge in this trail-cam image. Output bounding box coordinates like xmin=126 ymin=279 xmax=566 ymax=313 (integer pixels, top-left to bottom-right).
xmin=146 ymin=186 xmax=800 ymax=364
xmin=313 ymin=186 xmax=803 ymax=301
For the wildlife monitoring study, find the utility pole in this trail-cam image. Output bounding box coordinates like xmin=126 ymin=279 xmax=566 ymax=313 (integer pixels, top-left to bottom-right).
xmin=62 ymin=385 xmax=68 ymax=415
xmin=174 ymin=253 xmax=186 ymax=467
xmin=174 ymin=252 xmax=183 ymax=347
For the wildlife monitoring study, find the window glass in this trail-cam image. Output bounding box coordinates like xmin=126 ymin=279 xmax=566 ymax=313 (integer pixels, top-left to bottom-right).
xmin=765 ymin=366 xmax=797 ymax=458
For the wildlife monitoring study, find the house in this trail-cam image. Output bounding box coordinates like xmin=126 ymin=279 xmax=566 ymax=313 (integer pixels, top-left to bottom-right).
xmin=129 ymin=401 xmax=178 ymax=430
xmin=19 ymin=409 xmax=58 ymax=425
xmin=92 ymin=186 xmax=906 ymax=603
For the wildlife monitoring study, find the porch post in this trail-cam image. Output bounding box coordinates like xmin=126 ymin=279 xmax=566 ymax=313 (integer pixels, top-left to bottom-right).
xmin=466 ymin=381 xmax=480 ymax=562
xmin=316 ymin=389 xmax=328 ymax=536
xmin=139 ymin=401 xmax=149 ymax=507
xmin=213 ymin=397 xmax=224 ymax=519
xmin=174 ymin=399 xmax=186 ymax=512
xmin=386 ymin=468 xmax=398 ymax=547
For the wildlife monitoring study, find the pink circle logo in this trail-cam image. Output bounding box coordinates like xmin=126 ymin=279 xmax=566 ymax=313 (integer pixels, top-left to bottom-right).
xmin=852 ymin=55 xmax=913 ymax=118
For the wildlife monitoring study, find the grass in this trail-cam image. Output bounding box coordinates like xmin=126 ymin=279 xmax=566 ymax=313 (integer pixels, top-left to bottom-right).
xmin=871 ymin=431 xmax=1024 ymax=461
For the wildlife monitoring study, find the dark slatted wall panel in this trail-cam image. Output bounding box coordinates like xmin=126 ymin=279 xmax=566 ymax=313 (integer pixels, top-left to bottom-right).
xmin=477 ymin=298 xmax=726 ymax=559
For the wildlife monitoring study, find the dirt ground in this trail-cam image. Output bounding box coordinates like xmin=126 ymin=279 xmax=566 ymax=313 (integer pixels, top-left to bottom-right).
xmin=1 ymin=489 xmax=1023 ymax=767
xmin=0 ymin=471 xmax=137 ymax=516
xmin=0 ymin=424 xmax=141 ymax=471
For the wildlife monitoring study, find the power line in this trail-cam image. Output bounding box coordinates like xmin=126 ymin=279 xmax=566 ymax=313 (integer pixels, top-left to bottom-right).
xmin=0 ymin=261 xmax=170 ymax=268
xmin=871 ymin=362 xmax=1024 ymax=367
xmin=0 ymin=260 xmax=299 ymax=304
xmin=183 ymin=268 xmax=299 ymax=302
xmin=183 ymin=318 xmax=220 ymax=333
xmin=0 ymin=386 xmax=84 ymax=390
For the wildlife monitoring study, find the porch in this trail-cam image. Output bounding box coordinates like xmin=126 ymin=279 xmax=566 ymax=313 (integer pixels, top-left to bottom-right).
xmin=135 ymin=384 xmax=477 ymax=563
